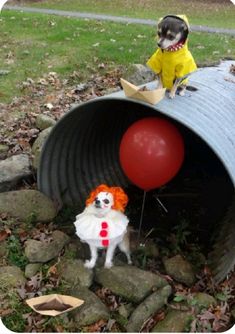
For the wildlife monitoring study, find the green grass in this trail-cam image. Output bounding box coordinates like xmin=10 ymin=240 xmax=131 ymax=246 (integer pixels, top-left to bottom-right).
xmin=1 ymin=290 xmax=30 ymax=332
xmin=7 ymin=235 xmax=28 ymax=269
xmin=15 ymin=0 xmax=235 ymax=29
xmin=0 ymin=9 xmax=235 ymax=102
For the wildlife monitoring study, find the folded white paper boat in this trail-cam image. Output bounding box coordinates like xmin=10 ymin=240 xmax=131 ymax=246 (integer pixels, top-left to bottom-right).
xmin=120 ymin=78 xmax=166 ymax=105
xmin=26 ymin=294 xmax=84 ymax=317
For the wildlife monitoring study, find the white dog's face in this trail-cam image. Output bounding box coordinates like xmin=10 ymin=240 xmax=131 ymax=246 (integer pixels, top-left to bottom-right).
xmin=93 ymin=191 xmax=114 ymax=216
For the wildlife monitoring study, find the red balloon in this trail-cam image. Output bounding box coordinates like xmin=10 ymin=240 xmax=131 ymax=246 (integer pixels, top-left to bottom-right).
xmin=119 ymin=117 xmax=184 ymax=191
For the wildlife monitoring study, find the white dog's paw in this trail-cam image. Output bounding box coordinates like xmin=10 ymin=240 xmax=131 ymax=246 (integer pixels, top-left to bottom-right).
xmin=169 ymin=91 xmax=175 ymax=99
xmin=179 ymin=89 xmax=186 ymax=96
xmin=104 ymin=261 xmax=113 ymax=269
xmin=84 ymin=260 xmax=95 ymax=269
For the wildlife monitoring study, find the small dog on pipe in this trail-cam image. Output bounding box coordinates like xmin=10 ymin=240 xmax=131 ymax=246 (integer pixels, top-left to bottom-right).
xmin=74 ymin=184 xmax=131 ymax=269
xmin=147 ymin=14 xmax=197 ymax=98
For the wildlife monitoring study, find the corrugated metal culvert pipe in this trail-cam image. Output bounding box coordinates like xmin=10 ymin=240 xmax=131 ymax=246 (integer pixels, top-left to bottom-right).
xmin=38 ymin=61 xmax=235 ymax=282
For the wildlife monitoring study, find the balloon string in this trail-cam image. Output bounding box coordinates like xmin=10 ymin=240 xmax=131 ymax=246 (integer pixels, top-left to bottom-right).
xmin=137 ymin=190 xmax=147 ymax=242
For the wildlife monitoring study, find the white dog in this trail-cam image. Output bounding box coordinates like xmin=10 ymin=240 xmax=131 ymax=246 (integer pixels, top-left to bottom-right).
xmin=74 ymin=184 xmax=132 ymax=269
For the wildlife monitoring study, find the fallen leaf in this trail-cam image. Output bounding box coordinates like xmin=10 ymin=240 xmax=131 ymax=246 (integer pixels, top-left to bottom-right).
xmin=84 ymin=319 xmax=107 ymax=333
xmin=0 ymin=229 xmax=11 ymax=241
xmin=47 ymin=264 xmax=58 ymax=276
xmin=0 ymin=309 xmax=13 ymax=317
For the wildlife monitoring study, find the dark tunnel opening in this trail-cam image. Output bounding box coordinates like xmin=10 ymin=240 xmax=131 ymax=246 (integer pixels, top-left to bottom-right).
xmin=125 ymin=124 xmax=234 ymax=253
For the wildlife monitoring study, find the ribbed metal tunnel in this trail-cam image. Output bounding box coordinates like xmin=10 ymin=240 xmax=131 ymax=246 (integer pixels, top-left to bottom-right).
xmin=38 ymin=61 xmax=235 ymax=281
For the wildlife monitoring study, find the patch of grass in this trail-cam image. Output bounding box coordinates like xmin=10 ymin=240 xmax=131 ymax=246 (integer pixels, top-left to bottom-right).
xmin=1 ymin=289 xmax=30 ymax=332
xmin=15 ymin=0 xmax=235 ymax=29
xmin=63 ymin=245 xmax=78 ymax=260
xmin=41 ymin=313 xmax=80 ymax=333
xmin=0 ymin=10 xmax=235 ymax=102
xmin=7 ymin=235 xmax=28 ymax=269
xmin=25 ymin=212 xmax=38 ymax=227
xmin=2 ymin=308 xmax=27 ymax=332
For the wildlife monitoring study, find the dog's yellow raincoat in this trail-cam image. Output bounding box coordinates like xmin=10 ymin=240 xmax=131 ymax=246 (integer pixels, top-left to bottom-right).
xmin=147 ymin=15 xmax=197 ymax=89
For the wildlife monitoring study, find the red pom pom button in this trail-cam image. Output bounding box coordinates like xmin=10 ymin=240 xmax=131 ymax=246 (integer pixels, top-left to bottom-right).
xmin=99 ymin=230 xmax=108 ymax=237
xmin=101 ymin=222 xmax=108 ymax=229
xmin=102 ymin=239 xmax=109 ymax=247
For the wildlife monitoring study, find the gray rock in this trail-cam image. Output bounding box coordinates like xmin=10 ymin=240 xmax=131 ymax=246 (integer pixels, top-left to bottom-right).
xmin=25 ymin=263 xmax=41 ymax=278
xmin=58 ymin=259 xmax=93 ymax=287
xmin=163 ymin=254 xmax=196 ymax=286
xmin=25 ymin=230 xmax=70 ymax=263
xmin=95 ymin=265 xmax=168 ymax=303
xmin=35 ymin=114 xmax=56 ymax=130
xmin=192 ymin=292 xmax=217 ymax=309
xmin=0 ymin=154 xmax=31 ymax=192
xmin=0 ymin=266 xmax=26 ymax=289
xmin=126 ymin=64 xmax=156 ymax=85
xmin=63 ymin=241 xmax=78 ymax=259
xmin=0 ymin=190 xmax=57 ymax=222
xmin=0 ymin=144 xmax=9 ymax=158
xmin=70 ymin=286 xmax=110 ymax=326
xmin=231 ymin=307 xmax=235 ymax=320
xmin=32 ymin=127 xmax=52 ymax=169
xmin=151 ymin=309 xmax=192 ymax=332
xmin=127 ymin=285 xmax=172 ymax=332
xmin=117 ymin=303 xmax=134 ymax=319
xmin=63 ymin=238 xmax=90 ymax=260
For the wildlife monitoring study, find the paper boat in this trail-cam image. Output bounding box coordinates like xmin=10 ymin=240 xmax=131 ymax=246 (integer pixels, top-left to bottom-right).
xmin=26 ymin=294 xmax=84 ymax=317
xmin=120 ymin=78 xmax=166 ymax=105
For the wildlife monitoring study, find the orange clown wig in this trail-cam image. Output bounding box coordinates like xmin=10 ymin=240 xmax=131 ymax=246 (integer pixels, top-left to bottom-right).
xmin=86 ymin=184 xmax=128 ymax=212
